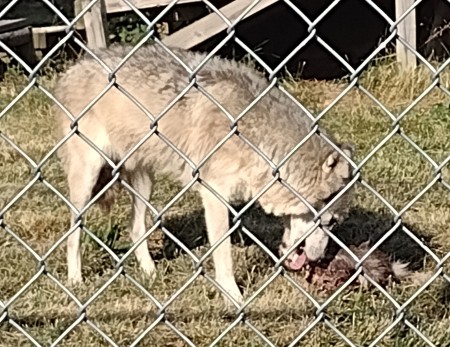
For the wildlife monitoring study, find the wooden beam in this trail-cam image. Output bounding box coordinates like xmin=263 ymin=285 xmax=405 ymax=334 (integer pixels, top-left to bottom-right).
xmin=0 ymin=18 xmax=29 ymax=34
xmin=74 ymin=0 xmax=86 ymax=30
xmin=0 ymin=27 xmax=36 ymax=67
xmin=32 ymin=25 xmax=68 ymax=34
xmin=395 ymin=0 xmax=417 ymax=70
xmin=105 ymin=0 xmax=202 ymax=14
xmin=162 ymin=0 xmax=278 ymax=49
xmin=32 ymin=25 xmax=68 ymax=50
xmin=79 ymin=0 xmax=108 ymax=49
xmin=0 ymin=27 xmax=32 ymax=47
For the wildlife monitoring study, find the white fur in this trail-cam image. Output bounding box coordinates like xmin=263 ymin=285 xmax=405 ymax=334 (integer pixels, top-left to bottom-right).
xmin=280 ymin=213 xmax=335 ymax=264
xmin=391 ymin=261 xmax=410 ymax=279
xmin=55 ymin=44 xmax=352 ymax=306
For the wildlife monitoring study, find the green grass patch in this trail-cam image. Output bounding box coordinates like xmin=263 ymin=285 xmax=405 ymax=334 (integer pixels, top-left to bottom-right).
xmin=1 ymin=60 xmax=450 ymax=346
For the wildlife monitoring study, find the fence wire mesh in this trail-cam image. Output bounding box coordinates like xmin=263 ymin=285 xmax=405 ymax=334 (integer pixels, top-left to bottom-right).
xmin=0 ymin=0 xmax=449 ymax=346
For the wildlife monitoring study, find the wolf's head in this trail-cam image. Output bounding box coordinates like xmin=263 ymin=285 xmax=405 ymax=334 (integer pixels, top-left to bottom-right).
xmin=280 ymin=144 xmax=354 ymax=271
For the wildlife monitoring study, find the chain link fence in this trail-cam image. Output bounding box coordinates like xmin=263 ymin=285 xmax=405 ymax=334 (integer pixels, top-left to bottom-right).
xmin=0 ymin=0 xmax=449 ymax=346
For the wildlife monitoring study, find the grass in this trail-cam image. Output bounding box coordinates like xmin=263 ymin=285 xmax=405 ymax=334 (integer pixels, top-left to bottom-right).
xmin=1 ymin=56 xmax=450 ymax=347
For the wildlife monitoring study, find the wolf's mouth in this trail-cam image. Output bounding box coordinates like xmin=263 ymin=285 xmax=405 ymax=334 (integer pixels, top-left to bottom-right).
xmin=284 ymin=248 xmax=308 ymax=271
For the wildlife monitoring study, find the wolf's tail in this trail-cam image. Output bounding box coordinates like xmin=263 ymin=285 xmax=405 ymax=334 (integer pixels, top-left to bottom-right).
xmin=391 ymin=261 xmax=411 ymax=279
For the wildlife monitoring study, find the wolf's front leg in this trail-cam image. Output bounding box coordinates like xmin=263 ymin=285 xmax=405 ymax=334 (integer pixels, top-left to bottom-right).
xmin=201 ymin=191 xmax=243 ymax=306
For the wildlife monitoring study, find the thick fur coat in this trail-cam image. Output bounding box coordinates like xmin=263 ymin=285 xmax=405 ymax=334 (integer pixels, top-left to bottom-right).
xmin=54 ymin=44 xmax=353 ymax=304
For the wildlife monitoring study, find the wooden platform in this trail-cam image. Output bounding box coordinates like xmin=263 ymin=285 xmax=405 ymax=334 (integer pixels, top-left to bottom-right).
xmin=0 ymin=18 xmax=29 ymax=33
xmin=0 ymin=0 xmax=418 ymax=72
xmin=105 ymin=0 xmax=203 ymax=13
xmin=78 ymin=0 xmax=276 ymax=50
xmin=162 ymin=0 xmax=278 ymax=49
xmin=0 ymin=18 xmax=36 ymax=67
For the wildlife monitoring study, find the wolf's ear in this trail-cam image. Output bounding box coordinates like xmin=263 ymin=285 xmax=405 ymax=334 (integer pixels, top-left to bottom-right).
xmin=322 ymin=145 xmax=353 ymax=176
xmin=322 ymin=151 xmax=339 ymax=173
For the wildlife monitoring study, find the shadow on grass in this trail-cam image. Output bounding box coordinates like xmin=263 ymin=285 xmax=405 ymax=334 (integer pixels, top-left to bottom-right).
xmin=156 ymin=205 xmax=428 ymax=270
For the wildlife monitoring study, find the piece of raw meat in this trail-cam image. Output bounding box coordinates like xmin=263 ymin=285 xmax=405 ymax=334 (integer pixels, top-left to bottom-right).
xmin=307 ymin=241 xmax=410 ymax=292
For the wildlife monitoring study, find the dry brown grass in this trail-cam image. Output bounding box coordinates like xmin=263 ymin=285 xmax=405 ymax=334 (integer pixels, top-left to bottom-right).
xmin=1 ymin=58 xmax=450 ymax=347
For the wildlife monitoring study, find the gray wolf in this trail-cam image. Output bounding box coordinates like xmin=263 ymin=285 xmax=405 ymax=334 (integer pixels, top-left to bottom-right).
xmin=53 ymin=44 xmax=353 ymax=305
